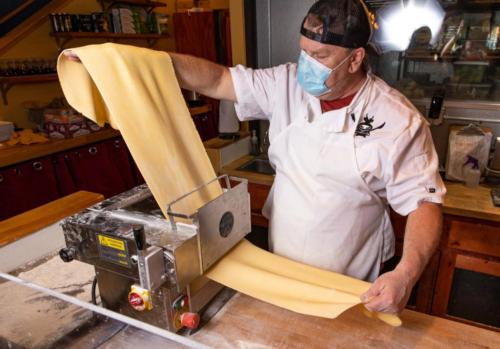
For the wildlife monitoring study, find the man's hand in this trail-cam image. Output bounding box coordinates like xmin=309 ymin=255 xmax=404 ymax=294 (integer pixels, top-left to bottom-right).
xmin=361 ymin=202 xmax=442 ymax=315
xmin=63 ymin=50 xmax=81 ymax=62
xmin=361 ymin=268 xmax=414 ymax=314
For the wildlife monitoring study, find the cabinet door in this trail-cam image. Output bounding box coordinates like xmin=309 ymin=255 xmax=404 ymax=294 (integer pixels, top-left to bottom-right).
xmin=63 ymin=141 xmax=127 ymax=198
xmin=104 ymin=138 xmax=136 ymax=190
xmin=131 ymin=159 xmax=145 ymax=185
xmin=192 ymin=114 xmax=216 ymax=141
xmin=433 ymin=216 xmax=500 ymax=329
xmin=173 ymin=12 xmax=217 ymax=62
xmin=0 ymin=157 xmax=59 ymax=220
xmin=52 ymin=153 xmax=78 ymax=197
xmin=434 ymin=249 xmax=500 ymax=329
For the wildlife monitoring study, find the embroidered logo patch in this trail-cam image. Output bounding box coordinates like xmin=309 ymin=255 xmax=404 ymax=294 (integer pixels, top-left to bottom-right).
xmin=355 ymin=114 xmax=386 ymax=138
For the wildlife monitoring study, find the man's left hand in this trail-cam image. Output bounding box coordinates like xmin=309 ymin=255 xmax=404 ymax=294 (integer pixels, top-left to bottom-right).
xmin=360 ymin=268 xmax=414 ymax=314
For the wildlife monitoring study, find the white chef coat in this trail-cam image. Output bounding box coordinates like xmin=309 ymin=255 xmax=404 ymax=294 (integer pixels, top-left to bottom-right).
xmin=229 ymin=63 xmax=446 ymax=281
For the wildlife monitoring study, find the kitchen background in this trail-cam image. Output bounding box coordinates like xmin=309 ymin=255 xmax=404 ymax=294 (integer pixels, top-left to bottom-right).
xmin=0 ymin=0 xmax=499 ymax=331
xmin=249 ymin=0 xmax=500 ymax=174
xmin=0 ymin=0 xmax=246 ymax=130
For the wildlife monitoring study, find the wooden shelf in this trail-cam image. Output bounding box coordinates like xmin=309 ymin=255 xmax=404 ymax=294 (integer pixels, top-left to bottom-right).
xmin=403 ymin=51 xmax=500 ymax=62
xmin=1 ymin=107 xmax=217 ymax=167
xmin=0 ymin=128 xmax=121 ymax=168
xmin=0 ymin=74 xmax=58 ymax=105
xmin=99 ymin=0 xmax=166 ymax=12
xmin=50 ymin=31 xmax=170 ymax=50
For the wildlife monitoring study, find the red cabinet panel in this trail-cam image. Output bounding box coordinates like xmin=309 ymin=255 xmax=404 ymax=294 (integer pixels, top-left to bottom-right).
xmin=104 ymin=138 xmax=136 ymax=189
xmin=52 ymin=153 xmax=78 ymax=197
xmin=131 ymin=158 xmax=145 ymax=185
xmin=0 ymin=136 xmax=141 ymax=221
xmin=0 ymin=157 xmax=60 ymax=220
xmin=63 ymin=141 xmax=128 ymax=198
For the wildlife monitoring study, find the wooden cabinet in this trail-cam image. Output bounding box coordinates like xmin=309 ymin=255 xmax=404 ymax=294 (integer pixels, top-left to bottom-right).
xmin=0 ymin=136 xmax=140 ymax=221
xmin=62 ymin=138 xmax=137 ymax=198
xmin=432 ymin=215 xmax=500 ymax=329
xmin=0 ymin=156 xmax=60 ymax=220
xmin=247 ymin=182 xmax=270 ymax=228
xmin=173 ymin=10 xmax=232 ymax=142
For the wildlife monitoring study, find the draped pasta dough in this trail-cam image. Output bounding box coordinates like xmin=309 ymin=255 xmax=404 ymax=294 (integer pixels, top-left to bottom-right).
xmin=57 ymin=43 xmax=401 ymax=327
xmin=57 ymin=43 xmax=222 ymax=217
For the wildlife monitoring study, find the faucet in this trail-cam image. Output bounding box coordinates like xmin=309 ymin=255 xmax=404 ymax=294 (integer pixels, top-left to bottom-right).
xmin=259 ymin=130 xmax=270 ymax=157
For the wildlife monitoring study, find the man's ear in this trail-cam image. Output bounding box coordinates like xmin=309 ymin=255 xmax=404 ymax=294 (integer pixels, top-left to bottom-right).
xmin=349 ymin=48 xmax=366 ymax=73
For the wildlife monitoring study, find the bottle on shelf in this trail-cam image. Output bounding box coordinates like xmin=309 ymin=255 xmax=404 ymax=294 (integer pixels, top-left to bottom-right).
xmin=250 ymin=130 xmax=259 ymax=156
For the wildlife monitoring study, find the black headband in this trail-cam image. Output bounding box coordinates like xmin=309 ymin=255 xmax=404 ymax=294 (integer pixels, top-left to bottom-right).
xmin=300 ymin=17 xmax=355 ymax=47
xmin=300 ymin=1 xmax=373 ymax=49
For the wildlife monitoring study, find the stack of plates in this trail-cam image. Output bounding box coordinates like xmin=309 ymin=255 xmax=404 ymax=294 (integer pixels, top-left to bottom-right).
xmin=0 ymin=121 xmax=14 ymax=142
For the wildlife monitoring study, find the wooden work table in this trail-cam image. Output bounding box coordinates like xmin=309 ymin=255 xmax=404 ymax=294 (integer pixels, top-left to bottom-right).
xmin=192 ymin=293 xmax=500 ymax=348
xmin=2 ymin=242 xmax=499 ymax=348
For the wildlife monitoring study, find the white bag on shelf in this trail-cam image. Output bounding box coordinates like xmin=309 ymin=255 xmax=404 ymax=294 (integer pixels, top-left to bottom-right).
xmin=445 ymin=124 xmax=492 ymax=181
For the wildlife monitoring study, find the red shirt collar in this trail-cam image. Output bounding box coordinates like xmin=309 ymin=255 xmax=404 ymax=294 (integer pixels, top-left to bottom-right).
xmin=320 ymin=93 xmax=356 ymax=113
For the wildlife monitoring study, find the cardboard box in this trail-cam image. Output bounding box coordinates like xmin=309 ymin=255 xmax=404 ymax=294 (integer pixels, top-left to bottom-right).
xmin=43 ymin=109 xmax=100 ymax=139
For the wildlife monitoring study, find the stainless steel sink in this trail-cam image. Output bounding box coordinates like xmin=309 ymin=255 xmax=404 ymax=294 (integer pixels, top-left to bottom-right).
xmin=237 ymin=157 xmax=275 ymax=175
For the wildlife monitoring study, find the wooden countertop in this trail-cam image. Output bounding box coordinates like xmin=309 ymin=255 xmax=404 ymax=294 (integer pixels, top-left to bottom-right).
xmin=222 ymin=156 xmax=500 ymax=222
xmin=443 ymin=181 xmax=500 ymax=222
xmin=0 ymin=107 xmax=213 ymax=168
xmin=203 ymin=132 xmax=250 ymax=150
xmin=193 ymin=293 xmax=500 ymax=348
xmin=0 ymin=128 xmax=121 ymax=168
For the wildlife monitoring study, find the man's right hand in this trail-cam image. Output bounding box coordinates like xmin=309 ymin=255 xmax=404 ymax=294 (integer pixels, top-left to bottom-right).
xmin=63 ymin=50 xmax=81 ymax=62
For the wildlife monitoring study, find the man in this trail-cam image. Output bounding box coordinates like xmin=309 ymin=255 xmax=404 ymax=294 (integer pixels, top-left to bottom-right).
xmin=67 ymin=0 xmax=445 ymax=315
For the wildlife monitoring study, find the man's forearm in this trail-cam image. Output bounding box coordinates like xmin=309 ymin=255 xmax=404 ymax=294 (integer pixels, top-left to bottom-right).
xmin=395 ymin=202 xmax=443 ymax=284
xmin=169 ymin=53 xmax=236 ymax=101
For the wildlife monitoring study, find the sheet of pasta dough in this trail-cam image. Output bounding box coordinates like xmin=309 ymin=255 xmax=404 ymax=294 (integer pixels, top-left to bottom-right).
xmin=57 ymin=43 xmax=222 ymax=216
xmin=57 ymin=43 xmax=401 ymax=327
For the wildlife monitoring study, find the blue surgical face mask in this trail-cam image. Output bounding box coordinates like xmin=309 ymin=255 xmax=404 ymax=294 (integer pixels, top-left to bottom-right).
xmin=297 ymin=50 xmax=352 ymax=97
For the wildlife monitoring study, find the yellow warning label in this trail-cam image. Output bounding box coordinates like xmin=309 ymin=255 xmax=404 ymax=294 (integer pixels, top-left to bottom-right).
xmin=98 ymin=235 xmax=125 ymax=251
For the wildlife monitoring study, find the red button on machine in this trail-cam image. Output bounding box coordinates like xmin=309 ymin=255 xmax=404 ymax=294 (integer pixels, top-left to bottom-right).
xmin=128 ymin=292 xmax=145 ymax=311
xmin=180 ymin=312 xmax=200 ymax=329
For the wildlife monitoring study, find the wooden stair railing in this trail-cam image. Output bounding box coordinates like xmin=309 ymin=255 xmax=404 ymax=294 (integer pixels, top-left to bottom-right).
xmin=0 ymin=0 xmax=73 ymax=56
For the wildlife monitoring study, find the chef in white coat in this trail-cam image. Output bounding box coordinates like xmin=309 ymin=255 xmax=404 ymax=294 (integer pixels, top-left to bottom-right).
xmin=65 ymin=0 xmax=446 ymax=315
